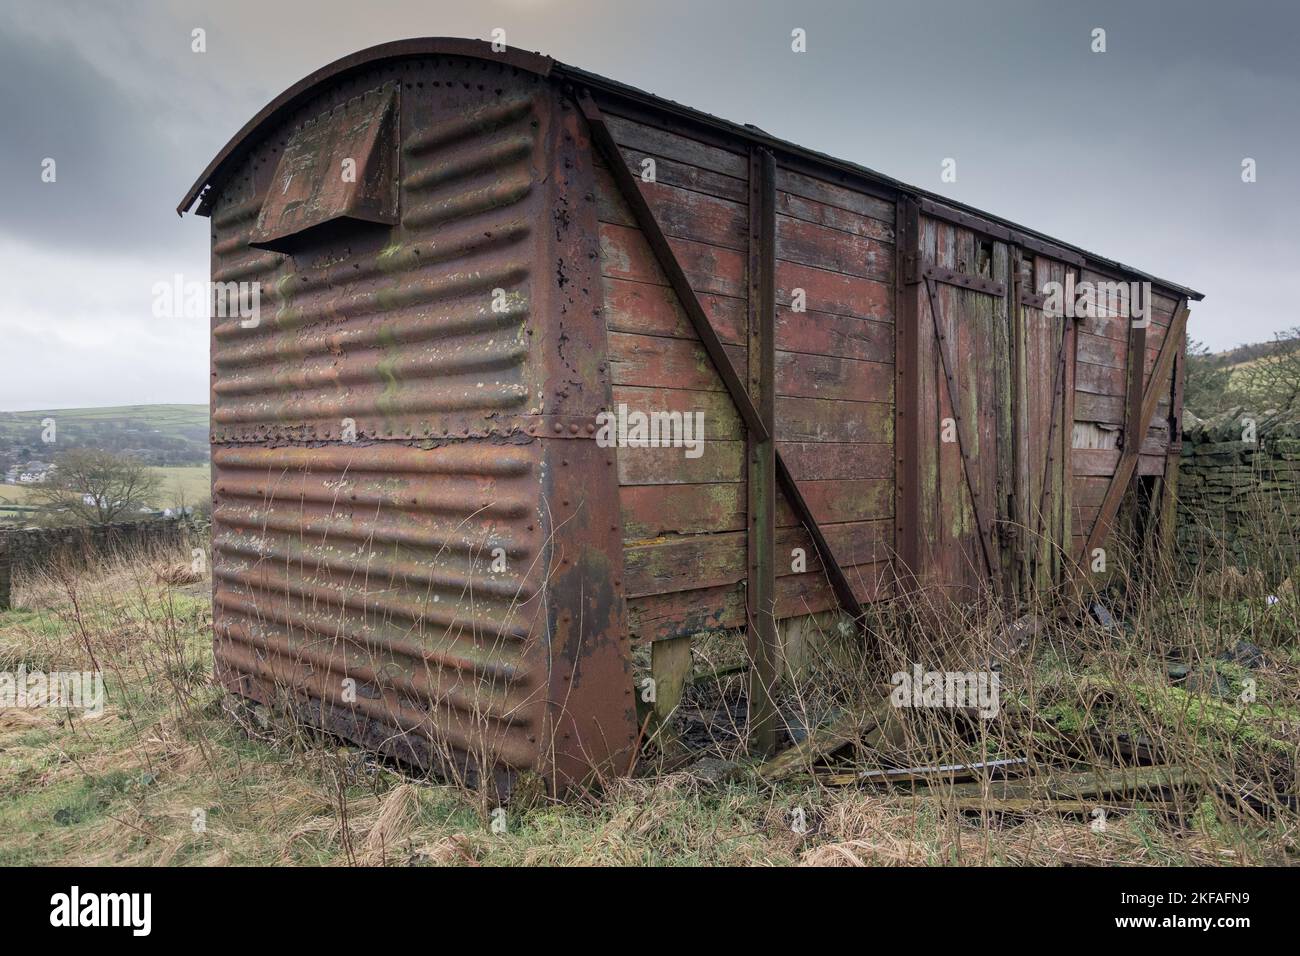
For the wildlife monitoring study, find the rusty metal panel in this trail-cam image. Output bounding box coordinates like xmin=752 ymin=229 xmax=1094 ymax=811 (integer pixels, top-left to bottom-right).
xmin=250 ymin=82 xmax=399 ymax=252
xmin=202 ymin=57 xmax=635 ymax=795
xmin=211 ymin=442 xmax=551 ymax=775
xmin=210 ymin=78 xmax=547 ymax=445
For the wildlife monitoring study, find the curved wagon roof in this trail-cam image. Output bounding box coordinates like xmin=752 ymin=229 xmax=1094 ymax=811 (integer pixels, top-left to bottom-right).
xmin=178 ymin=36 xmax=1201 ymax=301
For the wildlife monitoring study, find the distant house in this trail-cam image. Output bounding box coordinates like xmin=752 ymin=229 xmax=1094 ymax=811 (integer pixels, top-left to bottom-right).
xmin=17 ymin=460 xmax=54 ymax=483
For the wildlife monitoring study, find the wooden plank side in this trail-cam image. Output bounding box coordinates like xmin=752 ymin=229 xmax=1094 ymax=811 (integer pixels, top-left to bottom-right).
xmin=775 ymin=214 xmax=894 ymax=282
xmin=621 ymin=483 xmax=745 ymax=539
xmin=608 ymin=330 xmax=746 ymax=392
xmin=776 ymin=190 xmax=894 ymax=242
xmin=599 ymin=221 xmax=747 ymax=299
xmin=624 ymin=531 xmax=747 ymax=597
xmin=627 ymin=584 xmax=745 ymax=643
xmin=590 ymin=106 xmax=901 ymax=643
xmin=1076 ymin=330 xmax=1126 ymax=369
xmin=605 ymin=145 xmax=749 ymax=203
xmin=775 ymin=350 xmax=894 ymax=403
xmin=776 ymin=308 xmax=893 ymax=364
xmin=603 ymin=276 xmax=747 ymax=346
xmin=1075 ymin=359 xmax=1126 ymax=396
xmin=604 ymin=113 xmax=749 ymax=178
xmin=1075 ymin=392 xmax=1126 ymax=425
xmin=776 ymin=260 xmax=892 ymax=322
xmin=778 ymin=441 xmax=894 ymax=481
xmin=610 ymin=384 xmax=742 ymax=441
xmin=626 ymin=559 xmax=893 ymax=643
xmin=623 ymin=520 xmax=891 ymax=600
xmin=774 ymin=478 xmax=893 ymax=527
xmin=915 ymin=215 xmax=1009 ymax=595
xmin=594 ymin=164 xmax=748 ymax=251
xmin=775 ymin=396 xmax=893 ymax=443
xmin=1078 ymin=303 xmax=1189 ymax=564
xmin=617 ymin=442 xmax=744 ymax=485
xmin=774 ymin=167 xmax=896 ymax=223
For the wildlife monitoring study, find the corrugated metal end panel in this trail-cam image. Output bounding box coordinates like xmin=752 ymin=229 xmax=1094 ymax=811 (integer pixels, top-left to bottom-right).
xmin=205 ymin=58 xmax=637 ymax=795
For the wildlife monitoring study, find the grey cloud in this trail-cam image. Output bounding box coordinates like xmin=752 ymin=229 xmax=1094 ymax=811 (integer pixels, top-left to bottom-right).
xmin=1 ymin=0 xmax=1297 ymax=410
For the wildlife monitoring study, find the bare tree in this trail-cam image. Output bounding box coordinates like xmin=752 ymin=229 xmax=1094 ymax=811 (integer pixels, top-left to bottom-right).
xmin=1183 ymin=334 xmax=1234 ymax=417
xmin=1235 ymin=326 xmax=1300 ymax=414
xmin=33 ymin=449 xmax=161 ymax=526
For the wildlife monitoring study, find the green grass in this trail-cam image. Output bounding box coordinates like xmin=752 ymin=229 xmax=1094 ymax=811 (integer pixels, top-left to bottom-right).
xmin=0 ymin=548 xmax=1294 ymax=867
xmin=0 ymin=404 xmax=210 ymax=522
xmin=0 ymin=465 xmax=210 ymax=514
xmin=150 ymin=465 xmax=211 ymax=509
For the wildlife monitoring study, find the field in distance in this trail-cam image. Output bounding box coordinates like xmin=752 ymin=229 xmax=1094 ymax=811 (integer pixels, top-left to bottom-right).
xmin=0 ymin=403 xmax=209 ymax=520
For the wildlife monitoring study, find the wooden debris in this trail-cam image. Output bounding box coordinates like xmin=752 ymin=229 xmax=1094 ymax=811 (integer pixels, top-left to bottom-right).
xmin=942 ymin=797 xmax=1160 ymax=814
xmin=990 ymin=614 xmax=1043 ymax=662
xmin=817 ymin=756 xmax=1029 ymax=788
xmin=691 ymin=661 xmax=750 ymax=685
xmin=938 ymin=764 xmax=1187 ymax=802
xmin=757 ymin=703 xmax=892 ymax=783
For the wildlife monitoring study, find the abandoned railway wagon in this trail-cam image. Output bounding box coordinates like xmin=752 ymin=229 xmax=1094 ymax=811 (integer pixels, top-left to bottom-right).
xmin=179 ymin=38 xmax=1201 ymax=794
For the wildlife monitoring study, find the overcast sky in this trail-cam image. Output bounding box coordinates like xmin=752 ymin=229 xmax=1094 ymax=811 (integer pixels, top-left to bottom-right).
xmin=1 ymin=0 xmax=1296 ymax=411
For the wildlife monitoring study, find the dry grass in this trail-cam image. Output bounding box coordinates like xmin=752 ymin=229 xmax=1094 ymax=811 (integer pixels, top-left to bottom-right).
xmin=1 ymin=523 xmax=1296 ymax=866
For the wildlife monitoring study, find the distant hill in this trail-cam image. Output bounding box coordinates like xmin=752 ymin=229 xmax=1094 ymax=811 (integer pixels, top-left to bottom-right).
xmin=0 ymin=404 xmax=209 ymax=468
xmin=1213 ymin=342 xmax=1275 ymax=371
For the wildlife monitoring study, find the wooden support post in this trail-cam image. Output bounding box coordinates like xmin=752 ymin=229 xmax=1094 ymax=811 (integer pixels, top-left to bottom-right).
xmin=1158 ymin=345 xmax=1186 ymax=567
xmin=746 ymin=147 xmax=778 ymax=757
xmin=1059 ymin=293 xmax=1077 ymax=584
xmin=894 ymin=197 xmax=922 ymax=591
xmin=994 ymin=243 xmax=1017 ymax=606
xmin=1011 ymin=248 xmax=1031 ymax=596
xmin=650 ymin=635 xmax=693 ymax=752
xmin=1122 ymin=320 xmax=1149 ymax=461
